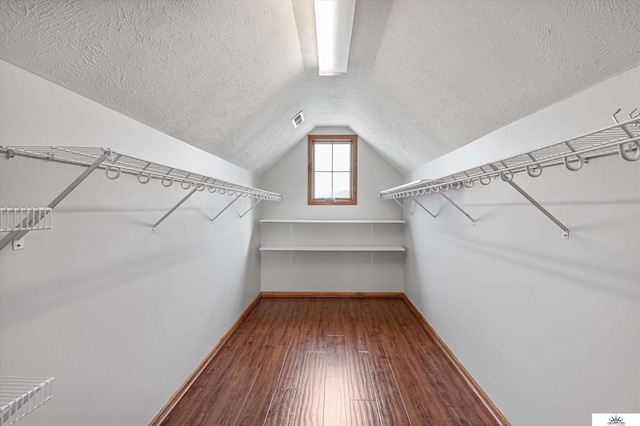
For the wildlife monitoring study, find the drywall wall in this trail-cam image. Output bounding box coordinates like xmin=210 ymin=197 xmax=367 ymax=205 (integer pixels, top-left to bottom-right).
xmin=404 ymin=65 xmax=640 ymax=425
xmin=260 ymin=128 xmax=404 ymax=291
xmin=0 ymin=61 xmax=263 ymax=425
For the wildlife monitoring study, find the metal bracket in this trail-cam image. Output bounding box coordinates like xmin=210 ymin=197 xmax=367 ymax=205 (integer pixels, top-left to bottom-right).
xmin=239 ymin=198 xmax=262 ymax=218
xmin=0 ymin=151 xmax=109 ymax=251
xmin=211 ymin=195 xmax=241 ymax=223
xmin=505 ymin=180 xmax=569 ymax=239
xmin=393 ymin=197 xmax=437 ymax=218
xmin=152 ymin=187 xmax=199 ymax=232
xmin=488 ymin=164 xmax=569 ymax=238
xmin=411 ymin=197 xmax=437 ymax=218
xmin=439 ymin=193 xmax=476 ymax=224
xmin=393 ymin=198 xmax=415 ymax=215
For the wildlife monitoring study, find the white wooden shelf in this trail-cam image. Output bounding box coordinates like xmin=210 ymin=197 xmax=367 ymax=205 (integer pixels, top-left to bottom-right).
xmin=259 ymin=245 xmax=405 ymax=252
xmin=259 ymin=218 xmax=405 ymax=289
xmin=259 ymin=219 xmax=405 ymax=224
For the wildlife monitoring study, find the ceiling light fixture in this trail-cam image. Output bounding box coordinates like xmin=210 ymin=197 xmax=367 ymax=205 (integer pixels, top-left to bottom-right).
xmin=314 ymin=0 xmax=356 ymax=76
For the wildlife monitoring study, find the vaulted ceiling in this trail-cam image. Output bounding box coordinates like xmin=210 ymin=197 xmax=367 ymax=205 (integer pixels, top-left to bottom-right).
xmin=1 ymin=0 xmax=639 ymax=174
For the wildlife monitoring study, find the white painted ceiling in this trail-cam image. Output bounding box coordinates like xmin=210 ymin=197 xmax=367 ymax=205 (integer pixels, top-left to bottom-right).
xmin=1 ymin=0 xmax=639 ymax=174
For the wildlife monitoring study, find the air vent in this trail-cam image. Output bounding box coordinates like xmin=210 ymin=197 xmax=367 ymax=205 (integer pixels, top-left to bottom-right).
xmin=291 ymin=111 xmax=304 ymax=128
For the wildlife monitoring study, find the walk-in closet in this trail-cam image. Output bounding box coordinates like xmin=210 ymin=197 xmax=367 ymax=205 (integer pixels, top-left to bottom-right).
xmin=1 ymin=1 xmax=639 ymax=425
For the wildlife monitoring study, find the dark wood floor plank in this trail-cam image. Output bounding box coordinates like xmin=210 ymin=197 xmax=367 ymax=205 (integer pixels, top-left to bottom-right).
xmin=368 ymin=343 xmax=413 ymax=426
xmin=380 ymin=332 xmax=445 ymax=425
xmin=235 ymin=344 xmax=290 ymax=426
xmin=380 ymin=329 xmax=499 ymax=425
xmin=350 ymin=400 xmax=382 ymax=426
xmin=295 ymin=350 xmax=326 ymax=425
xmin=163 ymin=297 xmax=502 ymax=426
xmin=161 ymin=348 xmax=238 ymax=425
xmin=201 ymin=364 xmax=261 ymax=426
xmin=263 ymin=388 xmax=299 ymax=426
xmin=324 ymin=335 xmax=351 ymax=426
xmin=347 ymin=350 xmax=376 ymax=401
xmin=277 ymin=339 xmax=312 ymax=390
xmin=348 ymin=299 xmax=412 ymax=426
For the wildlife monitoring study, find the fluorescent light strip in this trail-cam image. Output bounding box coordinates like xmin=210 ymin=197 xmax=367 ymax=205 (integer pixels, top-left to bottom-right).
xmin=314 ymin=0 xmax=356 ymax=76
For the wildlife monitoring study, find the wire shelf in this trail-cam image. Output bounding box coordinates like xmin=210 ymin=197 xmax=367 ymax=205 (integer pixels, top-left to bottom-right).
xmin=380 ymin=115 xmax=640 ymax=199
xmin=0 ymin=146 xmax=282 ymax=201
xmin=0 ymin=208 xmax=52 ymax=233
xmin=0 ymin=377 xmax=54 ymax=426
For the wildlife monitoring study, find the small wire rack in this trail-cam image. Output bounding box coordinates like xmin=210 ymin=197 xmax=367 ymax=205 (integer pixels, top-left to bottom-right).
xmin=0 ymin=377 xmax=54 ymax=426
xmin=0 ymin=208 xmax=52 ymax=233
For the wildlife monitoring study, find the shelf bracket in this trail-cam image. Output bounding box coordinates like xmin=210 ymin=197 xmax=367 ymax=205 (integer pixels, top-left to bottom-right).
xmin=439 ymin=193 xmax=476 ymax=224
xmin=410 ymin=197 xmax=437 ymax=218
xmin=152 ymin=187 xmax=199 ymax=232
xmin=393 ymin=199 xmax=415 ymax=215
xmin=505 ymin=180 xmax=569 ymax=239
xmin=211 ymin=195 xmax=242 ymax=223
xmin=487 ymin=164 xmax=569 ymax=238
xmin=239 ymin=198 xmax=262 ymax=218
xmin=0 ymin=151 xmax=109 ymax=251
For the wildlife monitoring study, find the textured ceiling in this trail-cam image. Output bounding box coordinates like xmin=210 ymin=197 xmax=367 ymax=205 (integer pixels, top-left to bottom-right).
xmin=1 ymin=0 xmax=640 ymax=174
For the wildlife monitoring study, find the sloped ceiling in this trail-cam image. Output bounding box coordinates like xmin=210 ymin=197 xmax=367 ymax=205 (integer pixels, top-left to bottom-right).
xmin=1 ymin=0 xmax=639 ymax=174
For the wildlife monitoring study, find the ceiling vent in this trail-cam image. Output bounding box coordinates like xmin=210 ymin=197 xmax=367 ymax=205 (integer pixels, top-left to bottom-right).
xmin=291 ymin=111 xmax=304 ymax=128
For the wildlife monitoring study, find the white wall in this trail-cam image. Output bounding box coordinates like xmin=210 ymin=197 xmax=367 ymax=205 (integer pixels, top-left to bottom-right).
xmin=404 ymin=65 xmax=640 ymax=425
xmin=0 ymin=61 xmax=263 ymax=425
xmin=260 ymin=128 xmax=405 ymax=291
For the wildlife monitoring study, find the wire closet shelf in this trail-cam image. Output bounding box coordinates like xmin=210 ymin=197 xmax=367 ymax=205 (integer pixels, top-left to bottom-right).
xmin=0 ymin=146 xmax=282 ymax=201
xmin=0 ymin=377 xmax=54 ymax=426
xmin=380 ymin=113 xmax=640 ymax=200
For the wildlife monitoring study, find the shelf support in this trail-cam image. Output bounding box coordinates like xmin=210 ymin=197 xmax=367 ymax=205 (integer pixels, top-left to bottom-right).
xmin=439 ymin=193 xmax=476 ymax=224
xmin=393 ymin=199 xmax=415 ymax=215
xmin=0 ymin=151 xmax=109 ymax=251
xmin=487 ymin=163 xmax=569 ymax=238
xmin=152 ymin=187 xmax=198 ymax=232
xmin=394 ymin=197 xmax=436 ymax=218
xmin=410 ymin=197 xmax=437 ymax=218
xmin=239 ymin=198 xmax=262 ymax=218
xmin=505 ymin=180 xmax=569 ymax=239
xmin=211 ymin=195 xmax=241 ymax=223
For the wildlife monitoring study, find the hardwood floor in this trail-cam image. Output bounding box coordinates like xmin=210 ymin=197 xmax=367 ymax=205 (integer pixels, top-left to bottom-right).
xmin=161 ymin=297 xmax=503 ymax=425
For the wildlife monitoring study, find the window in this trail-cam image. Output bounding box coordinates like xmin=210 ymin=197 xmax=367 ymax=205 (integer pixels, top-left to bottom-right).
xmin=308 ymin=134 xmax=357 ymax=205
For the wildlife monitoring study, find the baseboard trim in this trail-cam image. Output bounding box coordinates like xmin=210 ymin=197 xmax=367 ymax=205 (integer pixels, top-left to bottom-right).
xmin=148 ymin=292 xmax=263 ymax=426
xmin=401 ymin=294 xmax=511 ymax=426
xmin=261 ymin=291 xmax=404 ymax=298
